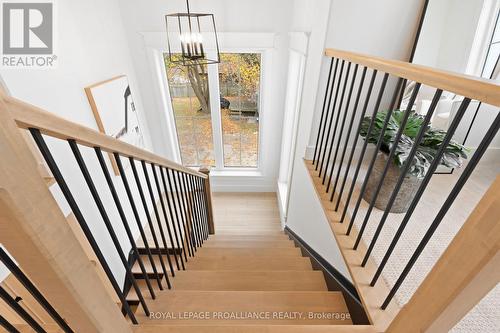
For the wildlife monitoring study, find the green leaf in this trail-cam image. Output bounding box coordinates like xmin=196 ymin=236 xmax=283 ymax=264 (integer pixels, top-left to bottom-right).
xmin=359 ymin=109 xmax=469 ymax=179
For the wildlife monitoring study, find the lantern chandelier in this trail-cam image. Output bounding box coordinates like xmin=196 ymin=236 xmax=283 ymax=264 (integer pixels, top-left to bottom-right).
xmin=165 ymin=0 xmax=221 ymax=66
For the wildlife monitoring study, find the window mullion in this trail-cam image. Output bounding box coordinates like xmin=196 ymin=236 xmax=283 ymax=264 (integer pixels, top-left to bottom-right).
xmin=207 ymin=52 xmax=224 ymax=170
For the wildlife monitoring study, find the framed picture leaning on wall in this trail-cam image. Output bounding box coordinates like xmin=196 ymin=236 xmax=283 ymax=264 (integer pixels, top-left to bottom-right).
xmin=85 ymin=75 xmax=145 ymax=175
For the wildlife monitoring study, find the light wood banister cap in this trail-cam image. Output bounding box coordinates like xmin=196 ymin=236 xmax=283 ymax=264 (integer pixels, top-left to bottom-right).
xmin=325 ymin=48 xmax=500 ymax=107
xmin=5 ymin=95 xmax=207 ymax=179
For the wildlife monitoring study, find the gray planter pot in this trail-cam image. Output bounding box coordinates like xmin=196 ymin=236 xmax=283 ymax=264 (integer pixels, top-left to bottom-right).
xmin=363 ymin=153 xmax=422 ymax=214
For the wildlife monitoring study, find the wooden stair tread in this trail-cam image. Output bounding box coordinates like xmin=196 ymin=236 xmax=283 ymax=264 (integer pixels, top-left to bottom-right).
xmin=203 ymin=240 xmax=295 ymax=248
xmin=137 ymin=236 xmax=291 ymax=249
xmin=132 ymin=254 xmax=311 ymax=275
xmin=184 ymin=256 xmax=311 ymax=271
xmin=127 ymin=271 xmax=327 ymax=300
xmin=133 ymin=325 xmax=374 ymax=332
xmin=12 ymin=324 xmax=63 ymax=333
xmin=172 ymin=270 xmax=327 ymax=291
xmin=208 ymin=234 xmax=290 ymax=241
xmin=214 ymin=230 xmax=285 ymax=236
xmin=195 ymin=247 xmax=302 ymax=257
xmin=135 ymin=291 xmax=352 ymax=325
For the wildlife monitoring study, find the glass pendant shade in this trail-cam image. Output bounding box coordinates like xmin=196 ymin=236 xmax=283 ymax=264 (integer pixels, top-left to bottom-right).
xmin=165 ymin=0 xmax=220 ymax=66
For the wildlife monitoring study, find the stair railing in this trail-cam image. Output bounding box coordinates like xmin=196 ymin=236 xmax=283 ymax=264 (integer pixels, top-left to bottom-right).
xmin=308 ymin=48 xmax=500 ymax=332
xmin=0 ymin=90 xmax=214 ymax=332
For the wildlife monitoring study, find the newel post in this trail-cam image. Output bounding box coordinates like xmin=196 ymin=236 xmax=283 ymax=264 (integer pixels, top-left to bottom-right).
xmin=199 ymin=166 xmax=215 ymax=235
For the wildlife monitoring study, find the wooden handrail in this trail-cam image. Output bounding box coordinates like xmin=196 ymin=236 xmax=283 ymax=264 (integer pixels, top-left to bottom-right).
xmin=0 ymin=95 xmax=131 ymax=332
xmin=5 ymin=95 xmax=207 ymax=179
xmin=325 ymin=48 xmax=500 ymax=107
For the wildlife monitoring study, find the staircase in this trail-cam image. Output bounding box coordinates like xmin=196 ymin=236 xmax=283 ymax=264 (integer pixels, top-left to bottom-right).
xmin=125 ymin=193 xmax=356 ymax=332
xmin=1 ymin=47 xmax=499 ymax=333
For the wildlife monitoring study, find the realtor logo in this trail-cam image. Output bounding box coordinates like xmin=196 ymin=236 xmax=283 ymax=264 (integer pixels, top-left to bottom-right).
xmin=1 ymin=1 xmax=57 ymax=68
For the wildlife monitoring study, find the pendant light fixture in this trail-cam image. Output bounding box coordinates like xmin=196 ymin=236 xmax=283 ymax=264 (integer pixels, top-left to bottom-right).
xmin=165 ymin=0 xmax=220 ymax=66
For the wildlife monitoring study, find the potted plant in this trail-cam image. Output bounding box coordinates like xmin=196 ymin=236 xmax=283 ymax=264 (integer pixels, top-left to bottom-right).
xmin=359 ymin=110 xmax=468 ymax=213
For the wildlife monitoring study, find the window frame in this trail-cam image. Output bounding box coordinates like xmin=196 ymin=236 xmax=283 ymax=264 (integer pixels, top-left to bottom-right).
xmin=163 ymin=47 xmax=270 ymax=173
xmin=213 ymin=50 xmax=265 ymax=170
xmin=465 ymin=0 xmax=500 ymax=79
xmin=144 ymin=32 xmax=276 ymax=182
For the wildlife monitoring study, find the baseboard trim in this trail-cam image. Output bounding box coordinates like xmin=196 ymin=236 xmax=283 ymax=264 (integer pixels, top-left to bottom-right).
xmin=284 ymin=226 xmax=370 ymax=325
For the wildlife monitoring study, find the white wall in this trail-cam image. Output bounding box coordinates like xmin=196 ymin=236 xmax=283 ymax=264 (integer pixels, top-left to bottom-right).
xmin=285 ymin=0 xmax=424 ymax=282
xmin=284 ymin=0 xmax=351 ymax=278
xmin=410 ymin=0 xmax=500 ymax=149
xmin=435 ymin=0 xmax=484 ymax=74
xmin=412 ymin=0 xmax=484 ymax=73
xmin=308 ymin=0 xmax=424 ymax=149
xmin=117 ymin=0 xmax=294 ymax=192
xmin=0 ymin=0 xmax=153 ymax=286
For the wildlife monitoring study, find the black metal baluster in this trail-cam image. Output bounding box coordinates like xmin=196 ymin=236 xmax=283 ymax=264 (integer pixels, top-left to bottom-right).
xmin=189 ymin=175 xmax=204 ymax=246
xmin=195 ymin=176 xmax=208 ymax=240
xmin=316 ymin=58 xmax=339 ymax=168
xmin=353 ymin=84 xmax=422 ymax=250
xmin=330 ymin=67 xmax=367 ymax=202
xmin=114 ymin=153 xmax=162 ymax=290
xmin=69 ymin=141 xmax=150 ymax=316
xmin=175 ymin=170 xmax=195 ymax=256
xmin=95 ymin=148 xmax=156 ymax=299
xmin=313 ymin=58 xmax=335 ymax=165
xmin=191 ymin=176 xmax=205 ymax=244
xmin=362 ymin=89 xmax=442 ymax=267
xmin=166 ymin=168 xmax=192 ymax=259
xmin=319 ymin=60 xmax=345 ymax=176
xmin=152 ymin=164 xmax=181 ymax=271
xmin=177 ymin=171 xmax=197 ymax=253
xmin=182 ymin=173 xmax=201 ymax=247
xmin=346 ymin=75 xmax=393 ymax=236
xmin=0 ymin=314 xmax=19 ymax=333
xmin=342 ymin=73 xmax=388 ymax=228
xmin=160 ymin=167 xmax=186 ymax=268
xmin=165 ymin=169 xmax=189 ymax=261
xmin=199 ymin=177 xmax=210 ymax=239
xmin=179 ymin=172 xmax=197 ymax=251
xmin=141 ymin=161 xmax=175 ymax=278
xmin=189 ymin=174 xmax=204 ymax=247
xmin=326 ymin=63 xmax=359 ymax=192
xmin=130 ymin=158 xmax=171 ymax=289
xmin=29 ymin=129 xmax=137 ymax=323
xmin=371 ymin=98 xmax=472 ymax=286
xmin=382 ymin=109 xmax=500 ymax=309
xmin=323 ymin=62 xmax=352 ymax=184
xmin=0 ymin=248 xmax=73 ymax=332
xmin=0 ymin=286 xmax=45 ymax=333
xmin=337 ymin=70 xmax=377 ymax=214
xmin=193 ymin=176 xmax=208 ymax=241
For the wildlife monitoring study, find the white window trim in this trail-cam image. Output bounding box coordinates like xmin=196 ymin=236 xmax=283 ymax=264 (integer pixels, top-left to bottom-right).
xmin=209 ymin=48 xmax=269 ymax=172
xmin=465 ymin=0 xmax=500 ymax=77
xmin=142 ymin=32 xmax=276 ymax=177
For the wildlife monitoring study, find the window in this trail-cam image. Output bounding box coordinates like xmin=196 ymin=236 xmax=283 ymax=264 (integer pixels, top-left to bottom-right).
xmin=165 ymin=55 xmax=215 ymax=166
xmin=164 ymin=52 xmax=262 ymax=169
xmin=467 ymin=3 xmax=500 ymax=80
xmin=219 ymin=53 xmax=261 ymax=167
xmin=482 ymin=10 xmax=500 ymax=79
